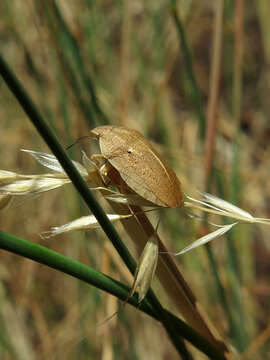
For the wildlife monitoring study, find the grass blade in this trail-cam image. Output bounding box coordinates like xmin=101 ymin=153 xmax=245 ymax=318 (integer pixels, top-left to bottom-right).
xmin=0 ymin=230 xmax=227 ymax=360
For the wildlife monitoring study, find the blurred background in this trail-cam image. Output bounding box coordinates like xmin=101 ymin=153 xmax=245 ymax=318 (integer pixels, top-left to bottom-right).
xmin=0 ymin=1 xmax=269 ymax=359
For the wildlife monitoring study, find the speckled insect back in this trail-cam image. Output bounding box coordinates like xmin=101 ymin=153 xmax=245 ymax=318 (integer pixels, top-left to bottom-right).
xmin=91 ymin=125 xmax=182 ymax=208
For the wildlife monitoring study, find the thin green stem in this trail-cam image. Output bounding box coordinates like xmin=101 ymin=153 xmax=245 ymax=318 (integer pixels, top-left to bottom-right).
xmin=0 ymin=230 xmax=226 ymax=360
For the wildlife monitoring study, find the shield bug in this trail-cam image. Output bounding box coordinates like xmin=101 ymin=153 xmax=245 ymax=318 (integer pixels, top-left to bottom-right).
xmin=90 ymin=125 xmax=182 ymax=208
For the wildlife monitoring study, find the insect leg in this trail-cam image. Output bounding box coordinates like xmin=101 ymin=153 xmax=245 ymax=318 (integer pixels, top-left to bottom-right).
xmin=90 ymin=153 xmax=107 ymax=166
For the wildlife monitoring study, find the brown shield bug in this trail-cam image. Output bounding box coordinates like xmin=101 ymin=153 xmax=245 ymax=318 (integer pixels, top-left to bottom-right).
xmin=90 ymin=125 xmax=182 ymax=208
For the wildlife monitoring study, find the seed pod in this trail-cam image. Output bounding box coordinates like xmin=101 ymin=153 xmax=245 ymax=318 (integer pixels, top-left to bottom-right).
xmin=129 ymin=236 xmax=159 ymax=302
xmin=91 ymin=126 xmax=182 ymax=208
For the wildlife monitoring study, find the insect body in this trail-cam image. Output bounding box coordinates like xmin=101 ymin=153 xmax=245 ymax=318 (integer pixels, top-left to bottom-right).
xmin=91 ymin=126 xmax=182 ymax=208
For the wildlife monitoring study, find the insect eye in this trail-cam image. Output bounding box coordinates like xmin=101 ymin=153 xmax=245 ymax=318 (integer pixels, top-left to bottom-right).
xmin=127 ymin=150 xmax=132 ymax=154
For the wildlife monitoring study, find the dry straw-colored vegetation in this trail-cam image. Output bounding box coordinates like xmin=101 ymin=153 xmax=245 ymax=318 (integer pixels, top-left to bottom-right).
xmin=0 ymin=1 xmax=270 ymax=359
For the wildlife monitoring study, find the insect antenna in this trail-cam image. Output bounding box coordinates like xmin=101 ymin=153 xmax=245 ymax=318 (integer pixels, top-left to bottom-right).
xmin=66 ymin=135 xmax=93 ymax=151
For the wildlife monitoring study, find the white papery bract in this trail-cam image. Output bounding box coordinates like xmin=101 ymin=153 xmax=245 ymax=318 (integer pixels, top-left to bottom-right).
xmin=21 ymin=149 xmax=88 ymax=177
xmin=42 ymin=213 xmax=133 ymax=238
xmin=0 ymin=178 xmax=71 ymax=195
xmin=200 ymin=192 xmax=253 ymax=220
xmin=175 ymin=223 xmax=237 ymax=255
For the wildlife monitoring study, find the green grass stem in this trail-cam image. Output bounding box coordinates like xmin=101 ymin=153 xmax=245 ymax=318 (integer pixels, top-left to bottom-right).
xmin=0 ymin=230 xmax=226 ymax=360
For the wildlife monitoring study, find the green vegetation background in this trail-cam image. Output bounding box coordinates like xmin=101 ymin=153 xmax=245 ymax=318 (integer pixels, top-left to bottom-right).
xmin=0 ymin=1 xmax=269 ymax=359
